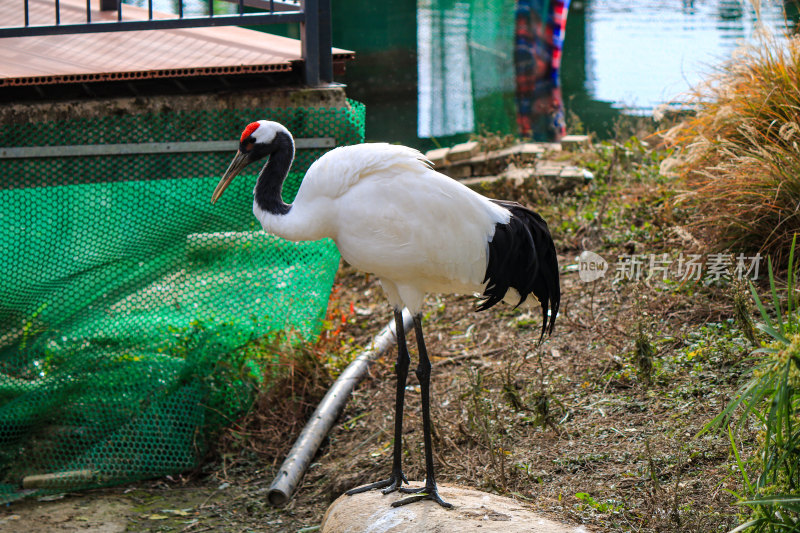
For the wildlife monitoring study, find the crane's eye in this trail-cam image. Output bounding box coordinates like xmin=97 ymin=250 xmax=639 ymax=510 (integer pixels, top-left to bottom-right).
xmin=242 ymin=140 xmax=255 ymax=152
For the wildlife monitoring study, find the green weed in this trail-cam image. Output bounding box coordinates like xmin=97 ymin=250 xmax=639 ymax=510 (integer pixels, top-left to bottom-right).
xmin=634 ymin=323 xmax=655 ymax=386
xmin=575 ymin=492 xmax=624 ymax=514
xmin=704 ymin=235 xmax=800 ymax=531
xmin=731 ymin=279 xmax=760 ymax=348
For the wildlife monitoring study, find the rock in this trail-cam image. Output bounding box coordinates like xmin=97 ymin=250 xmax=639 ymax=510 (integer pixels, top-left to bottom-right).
xmin=441 ymin=163 xmax=473 ymax=179
xmin=447 ymin=141 xmax=480 ymax=161
xmin=503 ymin=163 xmax=537 ymax=186
xmin=497 ymin=142 xmax=547 ymax=162
xmin=425 ymin=147 xmax=450 ymax=168
xmin=560 ymin=135 xmax=592 ymax=151
xmin=460 ymin=175 xmax=505 ymax=189
xmin=321 ymin=482 xmax=588 ymax=533
xmin=431 ymin=142 xmax=563 ymax=180
xmin=534 ymin=162 xmax=564 ymax=179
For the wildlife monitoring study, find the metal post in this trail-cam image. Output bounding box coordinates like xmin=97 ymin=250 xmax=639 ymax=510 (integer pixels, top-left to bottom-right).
xmin=317 ymin=0 xmax=332 ymax=83
xmin=300 ymin=0 xmax=320 ymax=86
xmin=267 ymin=309 xmax=415 ymax=506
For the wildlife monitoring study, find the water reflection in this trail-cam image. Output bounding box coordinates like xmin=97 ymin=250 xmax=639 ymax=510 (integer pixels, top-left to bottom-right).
xmin=417 ymin=1 xmax=475 ymax=138
xmin=583 ymin=0 xmax=792 ymax=113
xmin=368 ymin=0 xmax=794 ymax=145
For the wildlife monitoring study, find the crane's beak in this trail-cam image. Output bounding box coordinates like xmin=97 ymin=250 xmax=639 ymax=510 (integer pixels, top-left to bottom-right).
xmin=211 ymin=151 xmax=250 ymax=204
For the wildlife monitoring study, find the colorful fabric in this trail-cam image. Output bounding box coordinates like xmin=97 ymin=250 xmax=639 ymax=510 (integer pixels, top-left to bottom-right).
xmin=514 ymin=0 xmax=570 ymax=141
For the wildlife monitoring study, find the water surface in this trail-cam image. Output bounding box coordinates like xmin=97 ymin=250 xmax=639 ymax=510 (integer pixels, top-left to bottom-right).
xmin=580 ymin=0 xmax=792 ymax=114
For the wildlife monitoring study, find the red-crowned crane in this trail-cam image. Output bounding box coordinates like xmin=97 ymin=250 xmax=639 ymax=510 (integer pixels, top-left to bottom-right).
xmin=211 ymin=121 xmax=560 ymax=508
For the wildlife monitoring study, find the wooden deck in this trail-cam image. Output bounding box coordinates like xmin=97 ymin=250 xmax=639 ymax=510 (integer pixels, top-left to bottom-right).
xmin=0 ymin=0 xmax=353 ymax=87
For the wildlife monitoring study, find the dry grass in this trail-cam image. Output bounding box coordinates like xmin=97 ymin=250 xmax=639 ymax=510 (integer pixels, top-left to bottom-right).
xmin=665 ymin=29 xmax=800 ymax=266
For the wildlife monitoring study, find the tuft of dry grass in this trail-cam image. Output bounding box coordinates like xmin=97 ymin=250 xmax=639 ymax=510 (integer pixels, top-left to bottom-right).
xmin=666 ymin=29 xmax=800 ymax=266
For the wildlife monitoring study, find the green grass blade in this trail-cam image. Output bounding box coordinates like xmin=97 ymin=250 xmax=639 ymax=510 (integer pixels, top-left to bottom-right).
xmin=702 ymin=371 xmax=774 ymax=433
xmin=768 ymin=255 xmax=786 ymax=336
xmin=739 ymin=496 xmax=800 ymax=507
xmin=729 ymin=518 xmax=764 ymax=533
xmin=751 ymin=279 xmax=779 ymax=337
xmin=787 ymin=234 xmax=797 ymax=328
xmin=756 ymin=321 xmax=788 ymax=344
xmin=729 ymin=426 xmax=754 ymax=495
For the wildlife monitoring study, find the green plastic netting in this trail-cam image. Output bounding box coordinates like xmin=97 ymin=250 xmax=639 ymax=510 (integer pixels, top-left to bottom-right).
xmin=0 ymin=100 xmax=365 ymax=502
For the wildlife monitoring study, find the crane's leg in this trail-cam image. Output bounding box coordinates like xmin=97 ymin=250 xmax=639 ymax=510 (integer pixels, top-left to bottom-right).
xmin=346 ymin=308 xmax=410 ymax=495
xmin=393 ymin=313 xmax=453 ymax=509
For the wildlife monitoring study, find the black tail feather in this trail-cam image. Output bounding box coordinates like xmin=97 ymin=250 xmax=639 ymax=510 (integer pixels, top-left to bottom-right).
xmin=479 ymin=200 xmax=560 ymax=341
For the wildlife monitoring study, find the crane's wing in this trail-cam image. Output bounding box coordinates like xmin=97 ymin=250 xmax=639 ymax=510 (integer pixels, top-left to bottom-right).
xmin=297 ymin=143 xmax=433 ymax=201
xmin=309 ymin=144 xmax=510 ymax=294
xmin=298 ymin=143 xmax=560 ymax=338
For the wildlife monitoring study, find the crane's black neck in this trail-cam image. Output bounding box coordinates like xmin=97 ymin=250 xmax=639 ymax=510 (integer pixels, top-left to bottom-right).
xmin=253 ymin=131 xmax=294 ymax=216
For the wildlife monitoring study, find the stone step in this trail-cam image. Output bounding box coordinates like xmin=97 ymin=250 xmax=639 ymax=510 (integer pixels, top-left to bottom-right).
xmin=425 ymin=138 xmax=591 ymax=182
xmin=560 ymin=134 xmax=592 ymax=151
xmin=425 ymin=137 xmax=590 ymax=169
xmin=461 ymin=162 xmax=593 ymax=195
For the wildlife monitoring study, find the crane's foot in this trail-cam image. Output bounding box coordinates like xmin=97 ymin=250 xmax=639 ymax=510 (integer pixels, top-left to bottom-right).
xmin=345 ymin=470 xmax=409 ymax=496
xmin=392 ymin=484 xmax=453 ymax=508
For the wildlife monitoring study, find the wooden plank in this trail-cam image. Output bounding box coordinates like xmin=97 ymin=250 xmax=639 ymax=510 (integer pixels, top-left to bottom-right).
xmin=0 ymin=0 xmax=354 ymax=86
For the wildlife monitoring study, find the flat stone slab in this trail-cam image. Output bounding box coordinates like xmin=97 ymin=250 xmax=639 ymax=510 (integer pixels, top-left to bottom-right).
xmin=0 ymin=496 xmax=130 ymax=533
xmin=447 ymin=140 xmax=480 ymax=161
xmin=560 ymin=135 xmax=592 ymax=151
xmin=321 ymin=482 xmax=589 ymax=533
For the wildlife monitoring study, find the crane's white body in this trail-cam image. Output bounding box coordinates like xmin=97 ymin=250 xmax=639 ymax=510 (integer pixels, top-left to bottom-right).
xmin=253 ymin=143 xmax=512 ymax=314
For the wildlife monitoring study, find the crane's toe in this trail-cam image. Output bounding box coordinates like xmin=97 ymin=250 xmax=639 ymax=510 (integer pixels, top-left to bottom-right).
xmin=380 ymin=472 xmax=409 ymax=494
xmin=393 ymin=484 xmax=453 ymax=509
xmin=345 ymin=470 xmax=408 ymax=496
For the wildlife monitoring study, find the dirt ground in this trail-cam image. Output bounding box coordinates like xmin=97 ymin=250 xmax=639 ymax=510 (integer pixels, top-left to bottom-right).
xmin=0 ymin=143 xmax=755 ymax=532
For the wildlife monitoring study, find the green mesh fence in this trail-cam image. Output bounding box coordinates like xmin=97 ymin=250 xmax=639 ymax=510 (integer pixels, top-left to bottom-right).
xmin=0 ymin=100 xmax=365 ymax=502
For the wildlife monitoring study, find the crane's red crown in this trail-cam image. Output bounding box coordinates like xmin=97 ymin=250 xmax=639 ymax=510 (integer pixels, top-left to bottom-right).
xmin=240 ymin=122 xmax=261 ymax=142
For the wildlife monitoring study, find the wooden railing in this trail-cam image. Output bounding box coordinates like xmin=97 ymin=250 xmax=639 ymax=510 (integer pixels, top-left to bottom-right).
xmin=0 ymin=0 xmax=332 ymax=86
